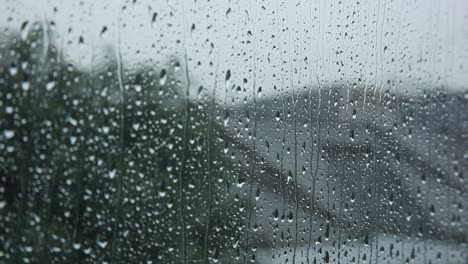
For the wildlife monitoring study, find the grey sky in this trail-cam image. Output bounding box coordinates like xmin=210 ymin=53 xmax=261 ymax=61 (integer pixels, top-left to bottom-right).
xmin=1 ymin=0 xmax=467 ymax=100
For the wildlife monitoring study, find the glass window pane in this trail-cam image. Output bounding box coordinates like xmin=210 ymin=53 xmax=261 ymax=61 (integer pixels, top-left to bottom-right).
xmin=0 ymin=0 xmax=467 ymax=263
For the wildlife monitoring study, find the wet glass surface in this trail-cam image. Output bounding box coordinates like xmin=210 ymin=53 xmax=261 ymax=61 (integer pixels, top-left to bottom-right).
xmin=0 ymin=0 xmax=467 ymax=263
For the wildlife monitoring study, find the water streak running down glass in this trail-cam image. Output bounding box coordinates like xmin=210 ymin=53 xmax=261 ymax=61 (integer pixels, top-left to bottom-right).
xmin=0 ymin=0 xmax=467 ymax=263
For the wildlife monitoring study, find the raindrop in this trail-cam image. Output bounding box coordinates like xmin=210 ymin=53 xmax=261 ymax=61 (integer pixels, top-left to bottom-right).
xmin=21 ymin=81 xmax=30 ymax=91
xmin=3 ymin=130 xmax=15 ymax=139
xmin=20 ymin=20 xmax=31 ymax=40
xmin=108 ymin=169 xmax=116 ymax=179
xmin=273 ymin=208 xmax=279 ymax=220
xmin=100 ymin=26 xmax=108 ymax=37
xmin=159 ymin=69 xmax=167 ymax=85
xmin=225 ymin=69 xmax=231 ymax=88
xmin=97 ymin=240 xmax=108 ymax=248
xmin=46 ymin=81 xmax=56 ymax=91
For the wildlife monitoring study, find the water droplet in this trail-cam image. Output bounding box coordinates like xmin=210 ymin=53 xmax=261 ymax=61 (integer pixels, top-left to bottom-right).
xmin=20 ymin=20 xmax=31 ymax=40
xmin=4 ymin=130 xmax=15 ymax=139
xmin=100 ymin=26 xmax=108 ymax=37
xmin=46 ymin=81 xmax=56 ymax=91
xmin=21 ymin=81 xmax=30 ymax=91
xmin=159 ymin=69 xmax=167 ymax=85
xmin=108 ymin=169 xmax=116 ymax=179
xmin=9 ymin=65 xmax=18 ymax=76
xmin=225 ymin=69 xmax=231 ymax=88
xmin=97 ymin=240 xmax=108 ymax=248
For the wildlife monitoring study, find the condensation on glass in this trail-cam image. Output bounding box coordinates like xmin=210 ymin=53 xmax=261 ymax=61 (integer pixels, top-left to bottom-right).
xmin=0 ymin=0 xmax=467 ymax=263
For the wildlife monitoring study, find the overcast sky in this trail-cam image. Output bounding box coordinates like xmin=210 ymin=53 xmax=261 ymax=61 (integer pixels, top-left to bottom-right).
xmin=1 ymin=0 xmax=467 ymax=100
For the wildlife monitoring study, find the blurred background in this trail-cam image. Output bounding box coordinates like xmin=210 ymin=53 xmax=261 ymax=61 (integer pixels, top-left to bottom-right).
xmin=0 ymin=0 xmax=467 ymax=263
